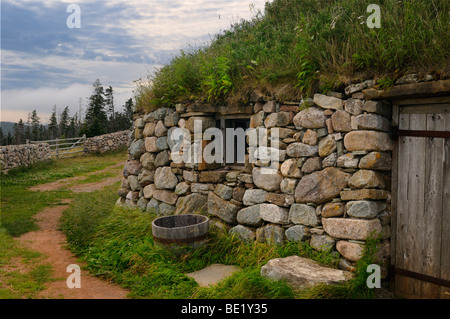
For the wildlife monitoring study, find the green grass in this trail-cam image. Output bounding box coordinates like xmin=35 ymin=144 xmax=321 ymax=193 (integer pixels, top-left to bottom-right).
xmin=136 ymin=0 xmax=449 ymax=109
xmin=74 ymin=171 xmax=121 ymax=185
xmin=0 ymin=149 xmax=128 ymax=298
xmin=61 ymin=185 xmax=382 ymax=299
xmin=0 ymin=188 xmax=72 ymax=237
xmin=60 ymin=183 xmax=121 ymax=255
xmin=0 ymin=150 xmax=127 ymax=237
xmin=0 ymin=228 xmax=55 ymax=299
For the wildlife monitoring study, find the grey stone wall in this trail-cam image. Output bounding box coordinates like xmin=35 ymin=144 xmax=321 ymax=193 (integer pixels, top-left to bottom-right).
xmin=84 ymin=130 xmax=131 ymax=154
xmin=117 ymin=79 xmax=396 ymax=274
xmin=0 ymin=143 xmax=51 ymax=173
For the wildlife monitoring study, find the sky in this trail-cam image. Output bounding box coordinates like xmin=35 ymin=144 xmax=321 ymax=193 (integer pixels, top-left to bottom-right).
xmin=1 ymin=0 xmax=269 ymax=123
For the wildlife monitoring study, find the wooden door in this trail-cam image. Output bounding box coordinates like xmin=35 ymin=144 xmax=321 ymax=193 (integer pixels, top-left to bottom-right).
xmin=392 ymin=97 xmax=450 ymax=299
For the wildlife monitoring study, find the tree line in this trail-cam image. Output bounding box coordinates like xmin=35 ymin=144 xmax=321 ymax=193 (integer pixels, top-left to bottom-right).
xmin=0 ymin=79 xmax=134 ymax=146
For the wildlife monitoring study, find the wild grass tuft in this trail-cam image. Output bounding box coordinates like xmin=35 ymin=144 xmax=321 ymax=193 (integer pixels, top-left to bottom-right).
xmin=135 ymin=0 xmax=449 ymax=110
xmin=296 ymin=234 xmax=383 ymax=299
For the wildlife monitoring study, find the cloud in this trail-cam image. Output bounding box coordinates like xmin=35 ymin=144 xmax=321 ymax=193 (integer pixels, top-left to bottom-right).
xmin=1 ymin=82 xmax=135 ymax=123
xmin=1 ymin=49 xmax=149 ymax=89
xmin=1 ymin=0 xmax=269 ymax=122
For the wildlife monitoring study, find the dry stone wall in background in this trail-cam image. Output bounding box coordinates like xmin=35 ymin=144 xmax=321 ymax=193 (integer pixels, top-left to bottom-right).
xmin=84 ymin=130 xmax=131 ymax=154
xmin=0 ymin=143 xmax=51 ymax=173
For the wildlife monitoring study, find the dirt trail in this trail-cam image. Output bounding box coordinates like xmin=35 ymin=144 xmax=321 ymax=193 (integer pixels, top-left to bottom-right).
xmin=19 ymin=162 xmax=129 ymax=299
xmin=28 ymin=162 xmax=124 ymax=192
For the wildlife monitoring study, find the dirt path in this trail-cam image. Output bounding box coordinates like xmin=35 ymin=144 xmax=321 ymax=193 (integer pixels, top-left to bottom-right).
xmin=19 ymin=163 xmax=129 ymax=299
xmin=28 ymin=162 xmax=124 ymax=192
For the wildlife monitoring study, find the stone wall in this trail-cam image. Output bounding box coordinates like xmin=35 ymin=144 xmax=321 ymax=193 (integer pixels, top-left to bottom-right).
xmin=0 ymin=143 xmax=51 ymax=173
xmin=84 ymin=130 xmax=131 ymax=154
xmin=117 ymin=79 xmax=395 ymax=274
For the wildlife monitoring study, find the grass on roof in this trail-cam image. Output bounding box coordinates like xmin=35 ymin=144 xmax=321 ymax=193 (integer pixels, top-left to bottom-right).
xmin=135 ymin=0 xmax=449 ymax=112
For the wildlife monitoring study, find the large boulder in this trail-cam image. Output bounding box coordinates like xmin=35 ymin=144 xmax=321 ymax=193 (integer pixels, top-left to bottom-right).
xmin=214 ymin=184 xmax=233 ymax=201
xmin=289 ymin=204 xmax=319 ymax=227
xmin=185 ymin=117 xmax=216 ymax=133
xmin=344 ymin=131 xmax=393 ymax=152
xmin=322 ymin=218 xmax=383 ymax=240
xmin=318 ymin=135 xmax=337 ymax=158
xmin=140 ymin=152 xmax=156 ymax=171
xmin=154 ymin=120 xmax=168 ymax=137
xmin=242 ymin=189 xmax=268 ymax=206
xmin=261 ymin=256 xmax=353 ymax=289
xmin=344 ymin=98 xmax=363 ymax=115
xmin=358 ymin=152 xmax=392 ymax=171
xmin=321 ymin=202 xmax=344 ymax=218
xmin=174 ymin=193 xmax=208 ymax=215
xmin=280 ymin=178 xmax=298 ymax=194
xmin=145 ymin=137 xmax=158 ymax=153
xmin=208 ymin=192 xmax=241 ymax=225
xmin=259 ymin=204 xmax=289 ymax=224
xmin=229 ymin=225 xmax=256 ymax=242
xmin=264 ymin=112 xmax=290 ymax=128
xmin=129 ymin=139 xmax=145 ymax=159
xmin=286 ymin=143 xmax=318 ymax=158
xmin=313 ymin=94 xmax=344 ymax=110
xmin=295 ymin=167 xmax=350 ymax=204
xmin=154 ymin=166 xmax=178 ymax=190
xmin=293 ymin=107 xmax=326 ymax=129
xmin=302 ymin=129 xmax=318 ymax=145
xmin=280 ymin=159 xmax=303 ymax=178
xmin=348 ymin=170 xmax=385 ymax=189
xmin=310 ymin=234 xmax=335 ymax=252
xmin=143 ymin=122 xmax=156 ymax=137
xmin=258 ymin=224 xmax=285 ymax=245
xmin=352 ymin=114 xmax=390 ymax=132
xmin=154 ymin=150 xmax=170 ymax=167
xmin=250 ymin=111 xmax=266 ymax=128
xmin=337 ymin=153 xmax=359 ymax=168
xmin=336 ymin=241 xmax=364 ymax=262
xmin=252 ymin=167 xmax=283 ymax=191
xmin=285 ymin=225 xmax=310 ymax=242
xmin=237 ymin=205 xmax=263 ymax=227
xmin=152 ymin=190 xmax=178 ymax=205
xmin=331 ymin=110 xmax=352 ymax=132
xmin=123 ymin=160 xmax=142 ymax=177
xmin=346 ymin=200 xmax=386 ymax=219
xmin=265 ymin=193 xmax=294 ymax=207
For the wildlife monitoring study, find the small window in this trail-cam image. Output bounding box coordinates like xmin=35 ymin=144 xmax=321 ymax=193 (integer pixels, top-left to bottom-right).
xmin=218 ymin=117 xmax=250 ymax=169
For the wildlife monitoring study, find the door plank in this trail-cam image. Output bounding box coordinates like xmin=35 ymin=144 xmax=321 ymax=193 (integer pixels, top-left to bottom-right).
xmin=441 ymin=113 xmax=450 ymax=298
xmin=421 ymin=113 xmax=445 ymax=298
xmin=406 ymin=113 xmax=427 ymax=297
xmin=395 ymin=113 xmax=412 ymax=296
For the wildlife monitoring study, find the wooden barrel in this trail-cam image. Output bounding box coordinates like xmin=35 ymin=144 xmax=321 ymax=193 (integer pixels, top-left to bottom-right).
xmin=152 ymin=214 xmax=209 ymax=251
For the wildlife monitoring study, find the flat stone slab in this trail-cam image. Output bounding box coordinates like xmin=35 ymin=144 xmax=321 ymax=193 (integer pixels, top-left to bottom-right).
xmin=186 ymin=264 xmax=241 ymax=287
xmin=261 ymin=256 xmax=353 ymax=289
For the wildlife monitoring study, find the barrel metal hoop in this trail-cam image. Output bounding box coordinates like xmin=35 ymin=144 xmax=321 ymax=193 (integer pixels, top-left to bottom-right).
xmin=153 ymin=233 xmax=207 ymax=245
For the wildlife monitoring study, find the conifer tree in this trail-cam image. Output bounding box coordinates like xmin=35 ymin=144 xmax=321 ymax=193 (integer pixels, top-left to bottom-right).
xmin=82 ymin=79 xmax=107 ymax=137
xmin=48 ymin=105 xmax=59 ymax=139
xmin=60 ymin=106 xmax=70 ymax=138
xmin=13 ymin=119 xmax=26 ymax=144
xmin=30 ymin=110 xmax=40 ymax=141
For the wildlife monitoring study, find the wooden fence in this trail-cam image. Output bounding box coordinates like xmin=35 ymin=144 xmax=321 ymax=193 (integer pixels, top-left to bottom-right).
xmin=30 ymin=135 xmax=86 ymax=159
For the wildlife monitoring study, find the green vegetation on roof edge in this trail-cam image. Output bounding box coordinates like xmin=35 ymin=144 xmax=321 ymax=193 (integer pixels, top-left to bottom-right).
xmin=135 ymin=0 xmax=449 ymax=112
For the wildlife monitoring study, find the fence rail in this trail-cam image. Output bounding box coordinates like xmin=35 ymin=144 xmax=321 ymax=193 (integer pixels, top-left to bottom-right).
xmin=30 ymin=135 xmax=86 ymax=158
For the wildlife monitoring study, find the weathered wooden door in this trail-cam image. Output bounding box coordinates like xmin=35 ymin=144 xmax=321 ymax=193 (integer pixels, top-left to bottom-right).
xmin=392 ymin=97 xmax=450 ymax=299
